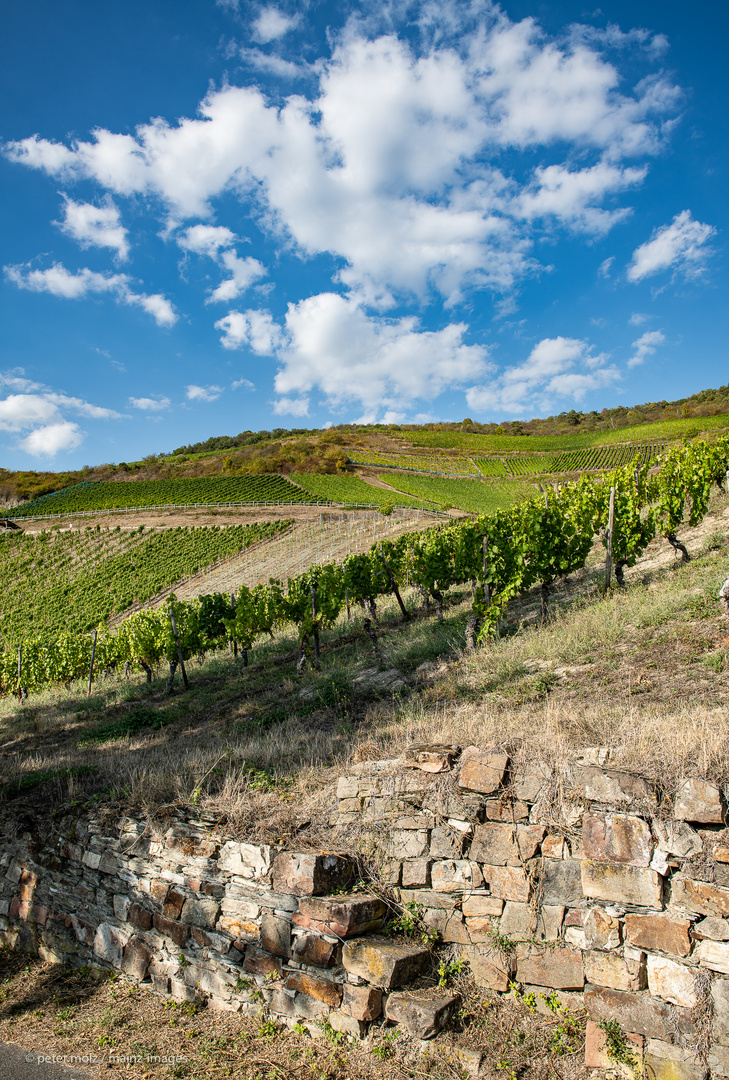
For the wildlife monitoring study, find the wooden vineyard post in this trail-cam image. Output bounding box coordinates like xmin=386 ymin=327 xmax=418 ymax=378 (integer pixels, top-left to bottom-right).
xmin=726 ymin=469 xmax=729 ymax=496
xmin=604 ymin=485 xmax=615 ymax=595
xmin=378 ymin=552 xmax=409 ymax=621
xmin=229 ymin=593 xmax=238 ymax=659
xmin=345 ymin=587 xmax=350 ymax=621
xmin=169 ymin=608 xmax=189 ymax=690
xmin=311 ymin=582 xmax=321 ymax=664
xmin=482 ymin=534 xmax=490 ymax=610
xmin=17 ymin=645 xmax=22 ymax=700
xmin=87 ymin=629 xmax=98 ymax=696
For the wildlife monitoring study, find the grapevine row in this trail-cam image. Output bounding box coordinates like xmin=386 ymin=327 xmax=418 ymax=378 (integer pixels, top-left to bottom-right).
xmin=2 ymin=436 xmax=727 ymax=697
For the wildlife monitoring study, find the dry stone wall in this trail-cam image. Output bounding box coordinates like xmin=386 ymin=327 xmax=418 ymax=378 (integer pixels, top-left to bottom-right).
xmin=3 ymin=745 xmax=729 ymax=1077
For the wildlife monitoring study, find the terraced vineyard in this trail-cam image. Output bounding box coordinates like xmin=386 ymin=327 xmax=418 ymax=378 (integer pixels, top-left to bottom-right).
xmin=550 ymin=443 xmax=664 ymax=473
xmin=378 ymin=474 xmax=536 ymax=514
xmin=9 ymin=475 xmax=318 ymax=518
xmin=346 ymin=448 xmax=480 ymax=476
xmin=473 ymin=457 xmax=509 ymax=476
xmin=0 ymin=521 xmax=288 ymax=644
xmin=290 ymin=473 xmax=436 ymax=508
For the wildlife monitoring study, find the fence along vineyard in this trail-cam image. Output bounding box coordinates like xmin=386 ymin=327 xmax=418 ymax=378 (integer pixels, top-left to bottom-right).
xmin=2 ymin=436 xmax=728 ymax=696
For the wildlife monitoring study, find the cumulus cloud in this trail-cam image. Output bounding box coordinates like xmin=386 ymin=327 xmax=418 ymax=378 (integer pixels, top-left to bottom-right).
xmin=0 ymin=374 xmax=121 ymax=458
xmin=3 ymin=9 xmax=681 ymax=308
xmin=177 ymin=224 xmax=266 ymax=302
xmin=466 ymin=336 xmax=619 ymax=414
xmin=185 ymin=384 xmax=222 ymax=402
xmin=252 ymin=7 xmax=298 ymax=42
xmin=231 ymin=377 xmax=255 ymax=390
xmin=215 ymin=308 xmax=284 ymax=353
xmin=3 ymin=262 xmax=177 ymax=326
xmin=629 ymin=312 xmax=649 ymax=325
xmin=269 ymin=293 xmax=489 ymax=420
xmin=129 ymin=396 xmax=171 ymax=411
xmin=627 ymin=329 xmax=664 ymax=368
xmin=627 ymin=210 xmax=715 ymax=283
xmin=56 ymin=195 xmax=129 ymax=259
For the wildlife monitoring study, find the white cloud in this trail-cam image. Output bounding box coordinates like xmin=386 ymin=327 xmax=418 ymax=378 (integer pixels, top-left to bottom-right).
xmin=3 ymin=262 xmax=177 ymax=326
xmin=270 ymin=292 xmax=490 ymax=420
xmin=238 ymin=48 xmax=303 ymax=78
xmin=627 ymin=329 xmax=664 ymax=368
xmin=272 ymin=395 xmax=309 ymax=417
xmin=185 ymin=384 xmax=222 ymax=402
xmin=177 ymin=224 xmax=266 ymax=302
xmin=466 ymin=336 xmax=618 ymax=414
xmin=0 ymin=378 xmax=121 ymax=458
xmin=129 ymin=396 xmax=171 ymax=411
xmin=598 ymin=257 xmax=615 ymax=278
xmin=215 ymin=308 xmax=284 ymax=353
xmin=629 ymin=312 xmax=649 ymax=325
xmin=3 ymin=10 xmax=681 ymax=308
xmin=19 ymin=421 xmax=84 ymax=458
xmin=252 ymin=7 xmax=298 ymax=43
xmin=56 ymin=195 xmax=129 ymax=259
xmin=627 ymin=210 xmax=715 ymax=282
xmin=231 ymin=377 xmax=255 ymax=390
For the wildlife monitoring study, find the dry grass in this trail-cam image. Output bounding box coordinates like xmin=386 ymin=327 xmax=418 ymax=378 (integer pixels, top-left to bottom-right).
xmin=0 ymin=950 xmax=590 ymax=1080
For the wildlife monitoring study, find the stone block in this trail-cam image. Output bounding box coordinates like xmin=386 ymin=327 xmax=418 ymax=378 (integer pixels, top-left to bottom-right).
xmin=152 ymin=914 xmax=189 ymax=947
xmin=540 ymin=859 xmax=582 ymax=905
xmin=515 ymin=945 xmax=584 ymax=990
xmin=121 ymin=938 xmax=152 ymax=980
xmin=584 ymin=985 xmax=696 ymax=1041
xmin=464 ymin=915 xmax=494 ymax=942
xmin=242 ymin=947 xmax=282 ymax=977
xmin=711 ymin=1044 xmax=729 ymax=1078
xmin=388 ymin=831 xmax=430 ymax=860
xmin=462 ymin=894 xmax=503 ymax=918
xmin=624 ymin=913 xmax=691 ymax=957
xmin=583 ymin=950 xmax=646 ymax=992
xmin=712 ymin=977 xmax=729 ymax=1045
xmin=327 ymin=1009 xmax=368 ymax=1039
xmin=581 ymin=860 xmax=663 ymax=908
xmin=694 ymin=917 xmax=729 ymax=941
xmin=654 ymin=820 xmax=704 ymax=859
xmin=336 ymin=776 xmax=359 ymax=800
xmin=342 ymin=984 xmax=382 ymax=1021
xmin=486 ymin=799 xmax=530 ymax=822
xmin=423 ymin=909 xmax=469 ymax=944
xmin=674 ymin=778 xmax=724 ymax=824
xmin=430 ymin=861 xmax=481 ymax=894
xmin=180 ymin=897 xmax=219 ymax=928
xmin=341 ymin=938 xmax=430 ymax=989
xmin=645 ymin=1039 xmax=707 ymax=1080
xmin=93 ymin=923 xmax=129 ymax=968
xmin=219 ymin=842 xmax=273 ymax=879
xmin=584 ymin=1019 xmax=643 ymax=1077
xmin=541 ymin=836 xmax=567 ymax=859
xmin=401 ymin=744 xmax=457 ymax=773
xmin=294 ymin=895 xmax=386 ymax=938
xmin=583 ymin=907 xmax=622 ymax=950
xmin=127 ymin=903 xmax=153 ymax=931
xmin=458 ymin=747 xmax=509 ymax=795
xmin=284 ymin=972 xmax=342 ymax=1007
xmin=163 ymin=887 xmax=186 ymax=919
xmin=430 ymin=826 xmax=464 ymax=859
xmin=647 ymin=954 xmax=697 ymax=1008
xmin=580 ymin=767 xmax=654 ymax=806
xmin=113 ymin=895 xmax=131 ymax=922
xmin=291 ymin=934 xmax=340 ymax=968
xmin=697 ymin=939 xmax=729 ymax=974
xmin=260 ymin=913 xmax=290 ymax=958
xmin=469 ymin=823 xmax=544 ymax=866
xmin=401 ymin=860 xmax=431 ymax=888
xmin=468 ymin=946 xmax=513 ymax=991
xmin=272 ymin=852 xmax=355 ymax=897
xmin=217 ymin=916 xmax=259 ymax=943
xmin=670 ymin=874 xmax=729 ymax=917
xmin=67 ymin=915 xmax=95 ymax=946
xmin=385 ymin=992 xmax=460 ymax=1040
xmin=499 ymin=902 xmax=564 ymax=942
xmin=582 ymin=812 xmax=652 ymax=867
xmin=480 ymin=864 xmax=530 ymax=903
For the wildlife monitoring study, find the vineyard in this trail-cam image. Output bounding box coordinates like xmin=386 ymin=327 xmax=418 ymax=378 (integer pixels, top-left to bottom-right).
xmin=289 ymin=473 xmax=436 ymax=508
xmin=378 ymin=474 xmax=536 ymax=513
xmin=345 ymin=448 xmax=481 ymax=476
xmin=0 ymin=521 xmax=289 ymax=645
xmin=1 ymin=434 xmax=728 ymax=698
xmin=549 ymin=443 xmax=664 ymax=474
xmin=497 ymin=456 xmax=555 ymax=476
xmin=8 ymin=475 xmax=318 ymax=518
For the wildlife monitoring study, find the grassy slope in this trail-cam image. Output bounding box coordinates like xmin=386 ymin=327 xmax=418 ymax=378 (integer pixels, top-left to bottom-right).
xmin=377 ymin=473 xmax=536 ymax=513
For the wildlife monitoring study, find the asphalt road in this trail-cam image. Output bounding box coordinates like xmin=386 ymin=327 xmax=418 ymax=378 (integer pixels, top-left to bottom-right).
xmin=0 ymin=1043 xmax=95 ymax=1080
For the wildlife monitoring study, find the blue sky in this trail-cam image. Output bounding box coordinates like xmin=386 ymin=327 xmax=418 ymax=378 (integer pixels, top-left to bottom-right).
xmin=1 ymin=0 xmax=726 ymax=467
